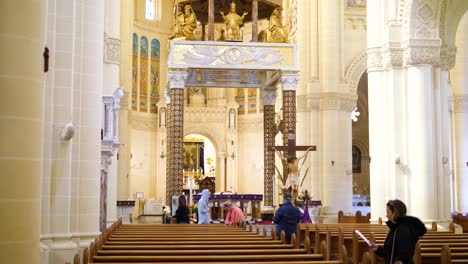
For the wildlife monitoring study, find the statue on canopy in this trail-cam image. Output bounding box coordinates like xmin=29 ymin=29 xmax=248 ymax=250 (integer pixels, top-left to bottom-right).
xmin=169 ymin=4 xmax=197 ymax=40
xmin=219 ymin=2 xmax=248 ymax=41
xmin=269 ymin=8 xmax=289 ymax=43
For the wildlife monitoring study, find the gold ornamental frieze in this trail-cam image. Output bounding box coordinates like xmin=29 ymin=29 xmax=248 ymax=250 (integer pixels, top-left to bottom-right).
xmin=169 ymin=40 xmax=297 ymax=71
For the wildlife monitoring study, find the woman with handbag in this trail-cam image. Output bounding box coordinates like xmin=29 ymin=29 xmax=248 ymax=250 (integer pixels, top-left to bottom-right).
xmin=370 ymin=199 xmax=427 ymax=264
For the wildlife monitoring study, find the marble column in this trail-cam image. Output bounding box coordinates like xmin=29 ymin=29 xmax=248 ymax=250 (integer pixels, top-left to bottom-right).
xmin=453 ymin=18 xmax=468 ymax=212
xmin=118 ymin=0 xmax=134 ymax=201
xmin=261 ymin=91 xmax=277 ymax=207
xmin=405 ymin=64 xmax=437 ymax=220
xmin=166 ymin=71 xmax=187 ymax=204
xmin=103 ymin=0 xmax=122 ymax=230
xmin=0 ymin=1 xmax=46 ymax=263
xmin=366 ymin=0 xmax=386 ymax=221
xmin=318 ymin=0 xmax=353 ymax=221
xmin=280 ymin=74 xmax=299 ymax=182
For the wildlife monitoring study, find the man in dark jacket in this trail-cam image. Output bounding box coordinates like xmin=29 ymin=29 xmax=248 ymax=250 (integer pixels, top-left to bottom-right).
xmin=372 ymin=199 xmax=427 ymax=264
xmin=273 ymin=193 xmax=301 ymax=243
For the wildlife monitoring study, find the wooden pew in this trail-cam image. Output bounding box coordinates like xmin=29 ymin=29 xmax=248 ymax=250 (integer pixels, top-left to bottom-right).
xmin=338 ymin=211 xmax=370 ymax=223
xmin=88 ymin=223 xmax=352 ymax=264
xmin=453 ymin=213 xmax=468 ymax=233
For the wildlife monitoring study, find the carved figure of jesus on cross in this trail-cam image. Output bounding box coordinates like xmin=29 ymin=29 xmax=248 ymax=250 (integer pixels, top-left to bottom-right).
xmin=271 ymin=131 xmax=316 ymax=204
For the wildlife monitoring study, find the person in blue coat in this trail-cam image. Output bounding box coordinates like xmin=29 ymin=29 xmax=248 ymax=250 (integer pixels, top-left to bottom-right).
xmin=273 ymin=193 xmax=301 ymax=243
xmin=197 ymin=189 xmax=211 ymax=224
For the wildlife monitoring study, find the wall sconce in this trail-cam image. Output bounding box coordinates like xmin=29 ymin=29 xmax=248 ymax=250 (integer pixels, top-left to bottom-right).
xmin=230 ymin=140 xmax=235 ymax=159
xmin=442 ymin=156 xmax=448 ymax=164
xmin=160 ymin=140 xmax=165 ymax=159
xmin=331 ymin=160 xmax=335 ymax=166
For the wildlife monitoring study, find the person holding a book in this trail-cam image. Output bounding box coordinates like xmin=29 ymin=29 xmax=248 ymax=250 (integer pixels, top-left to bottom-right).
xmin=370 ymin=199 xmax=427 ymax=264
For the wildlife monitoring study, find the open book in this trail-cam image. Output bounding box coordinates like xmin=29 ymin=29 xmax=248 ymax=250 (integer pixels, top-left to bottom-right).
xmin=355 ymin=230 xmax=373 ymax=246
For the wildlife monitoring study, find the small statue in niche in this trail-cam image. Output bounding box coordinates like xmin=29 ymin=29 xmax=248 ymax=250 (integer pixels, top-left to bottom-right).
xmin=169 ymin=4 xmax=197 ymax=40
xmin=219 ymin=2 xmax=248 ymax=41
xmin=269 ymin=8 xmax=289 ymax=43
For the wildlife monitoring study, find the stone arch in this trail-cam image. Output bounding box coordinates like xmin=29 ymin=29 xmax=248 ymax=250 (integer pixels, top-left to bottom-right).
xmin=183 ymin=125 xmax=226 ymax=153
xmin=345 ymin=51 xmax=367 ymax=95
xmin=403 ymin=0 xmax=441 ymax=39
xmin=439 ymin=0 xmax=468 ymax=47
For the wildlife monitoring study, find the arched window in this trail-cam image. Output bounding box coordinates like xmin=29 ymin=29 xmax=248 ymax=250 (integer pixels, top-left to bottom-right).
xmin=145 ymin=0 xmax=155 ymax=20
xmin=132 ymin=33 xmax=138 ymax=111
xmin=150 ymin=39 xmax=160 ymax=113
xmin=139 ymin=36 xmax=149 ymax=112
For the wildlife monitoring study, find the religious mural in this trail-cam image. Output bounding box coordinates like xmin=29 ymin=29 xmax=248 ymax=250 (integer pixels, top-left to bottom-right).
xmin=139 ymin=36 xmax=148 ymax=112
xmin=150 ymin=38 xmax=160 ymax=114
xmin=248 ymin=88 xmax=257 ymax=113
xmin=132 ymin=33 xmax=138 ymax=111
xmin=352 ymin=145 xmax=362 ymax=173
xmin=182 ymin=141 xmax=204 ymax=173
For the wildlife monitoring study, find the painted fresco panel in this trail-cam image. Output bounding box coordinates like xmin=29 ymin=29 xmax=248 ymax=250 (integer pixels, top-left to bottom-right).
xmin=150 ymin=39 xmax=160 ymax=114
xmin=132 ymin=33 xmax=138 ymax=111
xmin=140 ymin=36 xmax=148 ymax=112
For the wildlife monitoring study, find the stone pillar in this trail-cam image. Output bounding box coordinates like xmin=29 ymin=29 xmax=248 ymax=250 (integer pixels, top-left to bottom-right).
xmin=318 ymin=0 xmax=353 ymax=221
xmin=0 ymin=1 xmax=45 ymax=263
xmin=319 ymin=93 xmax=355 ymax=222
xmin=434 ymin=46 xmax=456 ymax=220
xmin=118 ymin=0 xmax=134 ymax=201
xmin=366 ymin=0 xmax=386 ymax=221
xmin=367 ymin=47 xmax=387 ymax=221
xmin=166 ymin=71 xmax=187 ymax=204
xmin=103 ymin=0 xmax=121 ymax=228
xmin=453 ymin=18 xmax=468 ymax=212
xmin=280 ymin=74 xmax=299 ymax=179
xmin=261 ymin=91 xmax=277 ymax=207
xmin=403 ymin=41 xmax=443 ymax=221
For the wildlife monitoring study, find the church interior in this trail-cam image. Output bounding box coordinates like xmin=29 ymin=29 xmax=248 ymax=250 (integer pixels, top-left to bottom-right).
xmin=1 ymin=0 xmax=468 ymax=263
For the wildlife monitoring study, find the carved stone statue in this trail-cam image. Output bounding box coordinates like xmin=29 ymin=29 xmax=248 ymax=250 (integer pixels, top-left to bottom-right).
xmin=169 ymin=4 xmax=197 ymax=40
xmin=219 ymin=2 xmax=248 ymax=41
xmin=269 ymin=8 xmax=289 ymax=43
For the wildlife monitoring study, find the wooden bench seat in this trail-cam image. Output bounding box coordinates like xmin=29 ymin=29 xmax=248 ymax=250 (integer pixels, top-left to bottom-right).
xmin=92 ymin=253 xmax=326 ymax=262
xmin=102 ymin=244 xmax=295 ymax=250
xmin=96 ymin=248 xmax=309 ymax=255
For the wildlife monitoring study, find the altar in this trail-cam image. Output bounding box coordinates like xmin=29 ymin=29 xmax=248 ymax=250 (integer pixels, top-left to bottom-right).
xmin=296 ymin=200 xmax=322 ymax=223
xmin=193 ymin=193 xmax=263 ymax=221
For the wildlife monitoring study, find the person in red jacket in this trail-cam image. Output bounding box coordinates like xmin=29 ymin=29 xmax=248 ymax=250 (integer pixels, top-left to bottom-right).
xmin=224 ymin=200 xmax=245 ymax=226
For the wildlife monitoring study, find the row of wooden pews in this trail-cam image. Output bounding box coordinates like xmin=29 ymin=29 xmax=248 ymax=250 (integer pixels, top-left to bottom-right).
xmin=80 ymin=220 xmax=350 ymax=264
xmin=297 ymin=219 xmax=468 ymax=264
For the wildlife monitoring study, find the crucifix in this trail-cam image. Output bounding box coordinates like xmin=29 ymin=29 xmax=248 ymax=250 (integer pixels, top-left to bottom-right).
xmin=271 ymin=130 xmax=316 ymax=204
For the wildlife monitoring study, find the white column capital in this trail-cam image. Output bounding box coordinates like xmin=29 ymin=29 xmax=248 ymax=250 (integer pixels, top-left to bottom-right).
xmin=382 ymin=43 xmax=404 ymax=69
xmin=261 ymin=90 xmax=277 ymax=106
xmin=168 ymin=70 xmax=188 ymax=89
xmin=280 ymin=73 xmax=300 ymax=91
xmin=403 ymin=38 xmax=441 ymax=66
xmin=436 ymin=45 xmax=457 ymax=71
